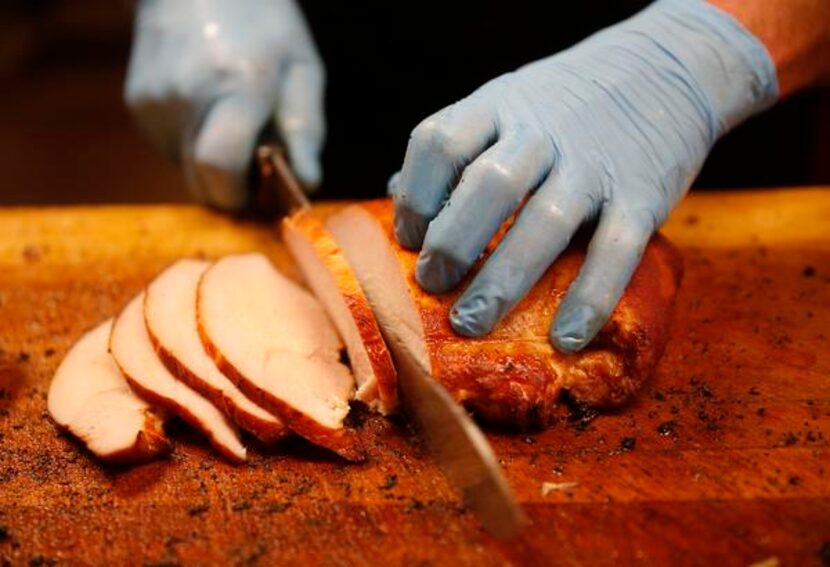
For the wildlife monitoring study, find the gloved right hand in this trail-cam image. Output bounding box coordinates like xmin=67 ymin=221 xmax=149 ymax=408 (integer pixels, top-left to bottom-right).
xmin=125 ymin=0 xmax=325 ymax=210
xmin=389 ymin=0 xmax=778 ymax=353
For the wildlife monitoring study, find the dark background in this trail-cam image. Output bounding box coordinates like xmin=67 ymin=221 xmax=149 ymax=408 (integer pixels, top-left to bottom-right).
xmin=0 ymin=0 xmax=827 ymax=205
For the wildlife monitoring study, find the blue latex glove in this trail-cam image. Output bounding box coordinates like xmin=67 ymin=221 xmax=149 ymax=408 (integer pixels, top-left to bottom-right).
xmin=125 ymin=0 xmax=325 ymax=210
xmin=391 ymin=0 xmax=778 ymax=352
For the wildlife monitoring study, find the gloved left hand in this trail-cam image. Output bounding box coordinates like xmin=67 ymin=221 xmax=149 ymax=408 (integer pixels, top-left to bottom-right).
xmin=125 ymin=0 xmax=325 ymax=210
xmin=390 ymin=0 xmax=778 ymax=353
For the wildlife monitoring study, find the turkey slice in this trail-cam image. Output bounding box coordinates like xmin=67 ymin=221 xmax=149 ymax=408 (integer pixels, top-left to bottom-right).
xmin=282 ymin=211 xmax=397 ymax=414
xmin=144 ymin=259 xmax=287 ymax=443
xmin=197 ymin=252 xmax=364 ymax=461
xmin=47 ymin=319 xmax=170 ymax=463
xmin=110 ymin=293 xmax=246 ymax=463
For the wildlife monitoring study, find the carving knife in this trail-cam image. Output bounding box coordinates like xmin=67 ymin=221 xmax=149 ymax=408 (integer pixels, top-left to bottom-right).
xmin=392 ymin=340 xmax=528 ymax=540
xmin=256 ymin=142 xmax=527 ymax=540
xmin=254 ymin=142 xmax=310 ymax=215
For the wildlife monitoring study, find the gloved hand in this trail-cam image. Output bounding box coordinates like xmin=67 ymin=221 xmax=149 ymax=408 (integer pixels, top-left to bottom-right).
xmin=391 ymin=0 xmax=778 ymax=352
xmin=125 ymin=0 xmax=325 ymax=210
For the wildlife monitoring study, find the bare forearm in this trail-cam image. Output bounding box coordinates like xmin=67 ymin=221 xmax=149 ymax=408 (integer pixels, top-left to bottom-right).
xmin=710 ymin=0 xmax=830 ymax=97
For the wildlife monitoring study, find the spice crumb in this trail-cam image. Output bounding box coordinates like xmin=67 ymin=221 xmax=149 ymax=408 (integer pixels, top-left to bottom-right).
xmin=187 ymin=504 xmax=209 ymax=517
xmin=620 ymin=437 xmax=637 ymax=451
xmin=265 ymin=502 xmax=292 ymax=514
xmin=541 ymin=481 xmax=579 ymax=496
xmin=404 ymin=499 xmax=425 ymax=513
xmin=781 ymin=432 xmax=799 ymax=446
xmin=657 ymin=420 xmax=677 ymax=436
xmin=232 ymin=501 xmax=251 ymax=512
xmin=379 ymin=474 xmax=397 ymax=490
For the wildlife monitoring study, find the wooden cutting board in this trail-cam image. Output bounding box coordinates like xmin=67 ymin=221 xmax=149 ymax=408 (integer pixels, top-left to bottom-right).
xmin=0 ymin=189 xmax=828 ymax=566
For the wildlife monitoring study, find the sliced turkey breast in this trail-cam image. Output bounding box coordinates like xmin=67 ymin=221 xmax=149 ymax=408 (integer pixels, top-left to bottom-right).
xmin=196 ymin=252 xmax=364 ymax=461
xmin=144 ymin=259 xmax=287 ymax=443
xmin=327 ymin=199 xmax=683 ymax=428
xmin=110 ymin=293 xmax=246 ymax=463
xmin=47 ymin=319 xmax=170 ymax=463
xmin=282 ymin=210 xmax=397 ymax=414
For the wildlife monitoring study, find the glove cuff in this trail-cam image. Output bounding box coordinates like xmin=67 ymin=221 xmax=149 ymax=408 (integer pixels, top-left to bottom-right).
xmin=630 ymin=0 xmax=779 ymax=140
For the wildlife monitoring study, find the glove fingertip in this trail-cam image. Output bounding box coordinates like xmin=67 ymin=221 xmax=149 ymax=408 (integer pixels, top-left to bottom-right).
xmin=294 ymin=152 xmax=323 ymax=191
xmin=449 ymin=296 xmax=496 ymax=338
xmin=283 ymin=132 xmax=324 ymax=191
xmin=393 ymin=205 xmax=428 ymax=250
xmin=414 ymin=247 xmax=466 ymax=294
xmin=550 ymin=303 xmax=601 ymax=354
xmin=387 ymin=171 xmax=401 ymax=196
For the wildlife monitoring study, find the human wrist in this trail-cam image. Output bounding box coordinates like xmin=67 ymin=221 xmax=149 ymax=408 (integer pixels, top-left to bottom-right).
xmin=708 ymin=0 xmax=830 ymax=97
xmin=620 ymin=0 xmax=779 ymax=138
xmin=525 ymin=0 xmax=779 ymax=147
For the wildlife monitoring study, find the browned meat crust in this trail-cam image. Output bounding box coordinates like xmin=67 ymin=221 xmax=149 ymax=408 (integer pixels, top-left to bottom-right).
xmin=101 ymin=410 xmax=171 ymax=464
xmin=282 ymin=211 xmax=398 ymax=414
xmin=356 ymin=199 xmax=683 ymax=428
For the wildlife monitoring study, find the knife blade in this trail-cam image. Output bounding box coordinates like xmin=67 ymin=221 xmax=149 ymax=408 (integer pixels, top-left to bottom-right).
xmin=254 ymin=142 xmax=310 ymax=215
xmin=256 ymin=142 xmax=527 ymax=539
xmin=393 ymin=340 xmax=528 ymax=540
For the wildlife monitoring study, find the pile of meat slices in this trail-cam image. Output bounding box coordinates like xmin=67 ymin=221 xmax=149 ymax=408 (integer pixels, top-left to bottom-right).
xmin=48 ymin=199 xmax=683 ymax=464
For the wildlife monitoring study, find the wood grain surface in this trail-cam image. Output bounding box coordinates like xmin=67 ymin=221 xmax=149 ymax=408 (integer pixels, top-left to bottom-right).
xmin=0 ymin=189 xmax=828 ymax=566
